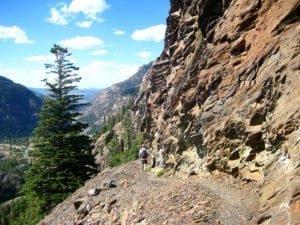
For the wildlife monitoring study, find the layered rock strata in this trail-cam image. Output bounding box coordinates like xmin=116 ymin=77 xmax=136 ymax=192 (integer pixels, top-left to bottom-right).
xmin=134 ymin=0 xmax=300 ymax=223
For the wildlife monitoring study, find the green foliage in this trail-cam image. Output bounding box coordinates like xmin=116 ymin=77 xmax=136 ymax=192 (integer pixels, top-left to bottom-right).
xmin=0 ymin=158 xmax=29 ymax=177
xmin=105 ymin=130 xmax=115 ymax=144
xmin=12 ymin=44 xmax=98 ymax=224
xmin=150 ymin=167 xmax=165 ymax=177
xmin=0 ymin=158 xmax=30 ymax=203
xmin=156 ymin=169 xmax=165 ymax=177
xmin=0 ymin=203 xmax=11 ymax=225
xmin=95 ymin=106 xmax=144 ymax=168
xmin=0 ymin=197 xmax=43 ymax=225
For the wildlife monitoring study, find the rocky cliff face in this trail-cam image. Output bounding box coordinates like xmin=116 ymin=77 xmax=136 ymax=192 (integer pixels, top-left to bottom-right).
xmin=134 ymin=0 xmax=299 ymax=224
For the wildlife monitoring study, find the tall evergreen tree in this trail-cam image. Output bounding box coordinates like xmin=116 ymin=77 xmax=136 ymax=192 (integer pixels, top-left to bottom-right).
xmin=21 ymin=44 xmax=97 ymax=219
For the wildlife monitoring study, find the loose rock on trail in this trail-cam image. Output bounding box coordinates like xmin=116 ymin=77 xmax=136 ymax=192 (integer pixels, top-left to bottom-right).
xmin=39 ymin=161 xmax=259 ymax=225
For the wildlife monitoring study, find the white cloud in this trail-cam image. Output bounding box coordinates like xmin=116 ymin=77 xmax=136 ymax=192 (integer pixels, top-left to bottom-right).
xmin=68 ymin=0 xmax=109 ymax=20
xmin=46 ymin=0 xmax=109 ymax=26
xmin=0 ymin=25 xmax=34 ymax=44
xmin=137 ymin=51 xmax=152 ymax=58
xmin=131 ymin=24 xmax=166 ymax=43
xmin=0 ymin=68 xmax=48 ymax=88
xmin=0 ymin=60 xmax=139 ymax=89
xmin=25 ymin=55 xmax=55 ymax=63
xmin=59 ymin=36 xmax=104 ymax=50
xmin=46 ymin=3 xmax=69 ymax=25
xmin=79 ymin=60 xmax=139 ymax=88
xmin=91 ymin=49 xmax=107 ymax=56
xmin=76 ymin=20 xmax=93 ymax=28
xmin=114 ymin=29 xmax=125 ymax=35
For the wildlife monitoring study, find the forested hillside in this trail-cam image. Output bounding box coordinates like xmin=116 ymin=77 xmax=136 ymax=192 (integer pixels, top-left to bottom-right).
xmin=0 ymin=76 xmax=42 ymax=140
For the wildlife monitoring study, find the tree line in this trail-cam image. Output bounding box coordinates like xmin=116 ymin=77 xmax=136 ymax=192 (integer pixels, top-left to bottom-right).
xmin=94 ymin=105 xmax=143 ymax=168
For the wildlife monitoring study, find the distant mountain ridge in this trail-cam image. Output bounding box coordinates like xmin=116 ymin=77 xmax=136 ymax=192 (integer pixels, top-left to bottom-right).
xmin=81 ymin=63 xmax=152 ymax=133
xmin=30 ymin=87 xmax=102 ymax=103
xmin=0 ymin=76 xmax=42 ymax=140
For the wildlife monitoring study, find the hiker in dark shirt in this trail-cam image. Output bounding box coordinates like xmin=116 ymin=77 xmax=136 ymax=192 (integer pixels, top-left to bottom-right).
xmin=139 ymin=145 xmax=149 ymax=172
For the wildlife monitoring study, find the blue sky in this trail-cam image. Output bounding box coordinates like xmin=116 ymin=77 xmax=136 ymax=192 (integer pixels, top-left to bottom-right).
xmin=0 ymin=0 xmax=169 ymax=89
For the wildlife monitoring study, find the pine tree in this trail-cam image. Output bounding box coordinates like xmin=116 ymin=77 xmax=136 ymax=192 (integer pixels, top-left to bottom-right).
xmin=21 ymin=44 xmax=97 ymax=218
xmin=121 ymin=110 xmax=133 ymax=151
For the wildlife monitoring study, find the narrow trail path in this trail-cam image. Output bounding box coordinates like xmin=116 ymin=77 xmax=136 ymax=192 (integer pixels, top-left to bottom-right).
xmin=131 ymin=162 xmax=259 ymax=225
xmin=39 ymin=161 xmax=259 ymax=225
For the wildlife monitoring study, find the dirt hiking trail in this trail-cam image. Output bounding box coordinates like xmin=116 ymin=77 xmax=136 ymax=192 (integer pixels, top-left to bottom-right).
xmin=39 ymin=161 xmax=260 ymax=225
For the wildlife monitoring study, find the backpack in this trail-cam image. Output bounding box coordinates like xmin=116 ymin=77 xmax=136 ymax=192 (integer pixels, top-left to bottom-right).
xmin=140 ymin=148 xmax=148 ymax=159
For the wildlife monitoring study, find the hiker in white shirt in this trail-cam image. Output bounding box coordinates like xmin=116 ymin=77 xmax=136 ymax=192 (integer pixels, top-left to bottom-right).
xmin=139 ymin=145 xmax=149 ymax=172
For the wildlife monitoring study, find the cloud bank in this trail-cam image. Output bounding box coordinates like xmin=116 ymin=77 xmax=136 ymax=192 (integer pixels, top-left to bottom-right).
xmin=131 ymin=24 xmax=166 ymax=43
xmin=59 ymin=36 xmax=104 ymax=50
xmin=46 ymin=0 xmax=109 ymax=27
xmin=79 ymin=60 xmax=139 ymax=88
xmin=0 ymin=25 xmax=34 ymax=44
